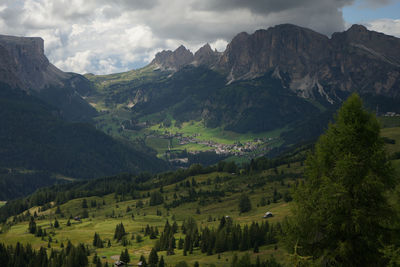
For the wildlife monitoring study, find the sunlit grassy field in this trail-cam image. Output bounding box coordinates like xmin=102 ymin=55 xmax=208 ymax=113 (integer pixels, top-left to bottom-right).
xmin=381 ymin=127 xmax=400 ymax=155
xmin=0 ymin=169 xmax=297 ymax=266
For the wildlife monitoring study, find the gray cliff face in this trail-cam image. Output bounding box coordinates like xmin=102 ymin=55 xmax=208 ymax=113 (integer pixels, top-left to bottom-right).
xmin=149 ymin=24 xmax=400 ymax=102
xmin=0 ymin=35 xmax=71 ymax=91
xmin=218 ymin=25 xmax=330 ymax=81
xmin=0 ymin=34 xmax=96 ymax=121
xmin=217 ymin=24 xmax=400 ymax=100
xmin=151 ymin=43 xmax=221 ymax=70
xmin=327 ymin=24 xmax=400 ymax=98
xmin=193 ymin=43 xmax=221 ymax=67
xmin=151 ymin=45 xmax=194 ymax=71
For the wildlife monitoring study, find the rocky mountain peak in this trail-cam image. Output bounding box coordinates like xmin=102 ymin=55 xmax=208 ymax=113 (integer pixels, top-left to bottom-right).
xmin=218 ymin=24 xmax=330 ymax=82
xmin=346 ymin=24 xmax=368 ymax=34
xmin=193 ymin=43 xmax=220 ymax=67
xmin=332 ymin=24 xmax=400 ymax=66
xmin=151 ymin=45 xmax=194 ymax=71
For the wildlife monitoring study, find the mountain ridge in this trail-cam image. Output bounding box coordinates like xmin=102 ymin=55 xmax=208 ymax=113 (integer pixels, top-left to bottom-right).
xmin=149 ymin=24 xmax=400 ymax=103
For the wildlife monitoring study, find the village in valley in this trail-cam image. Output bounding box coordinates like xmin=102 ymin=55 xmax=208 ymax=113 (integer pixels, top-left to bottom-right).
xmin=146 ymin=130 xmax=277 ymax=165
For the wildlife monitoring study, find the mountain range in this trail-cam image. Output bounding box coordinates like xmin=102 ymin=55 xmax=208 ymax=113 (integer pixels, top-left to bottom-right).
xmin=87 ymin=24 xmax=400 ymax=146
xmin=151 ymin=24 xmax=400 ymax=103
xmin=1 ymin=23 xmax=400 ymax=198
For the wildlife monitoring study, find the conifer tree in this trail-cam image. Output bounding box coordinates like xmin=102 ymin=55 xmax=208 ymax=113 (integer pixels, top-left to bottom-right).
xmin=238 ymin=194 xmax=251 ymax=213
xmin=54 ymin=218 xmax=59 ymax=228
xmin=284 ymin=94 xmax=398 ymax=266
xmin=139 ymin=255 xmax=147 ymax=267
xmin=148 ymin=248 xmax=158 ymax=267
xmin=114 ymin=222 xmax=126 ymax=241
xmin=55 ymin=206 xmax=61 ymax=215
xmin=253 ymin=242 xmax=259 ymax=253
xmin=120 ymin=248 xmax=130 ymax=263
xmin=93 ymin=232 xmax=104 ymax=248
xmin=82 ymin=199 xmax=88 ymax=209
xmin=28 ymin=216 xmax=36 ymax=234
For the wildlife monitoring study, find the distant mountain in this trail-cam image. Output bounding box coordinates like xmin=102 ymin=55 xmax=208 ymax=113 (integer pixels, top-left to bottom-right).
xmin=151 ymin=45 xmax=195 ymax=71
xmin=84 ymin=24 xmax=400 ymax=155
xmin=149 ymin=24 xmax=400 ymax=106
xmin=0 ymin=35 xmax=96 ymax=121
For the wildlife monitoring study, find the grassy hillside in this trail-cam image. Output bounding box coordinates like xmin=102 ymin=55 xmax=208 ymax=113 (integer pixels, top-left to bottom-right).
xmin=0 ymin=125 xmax=398 ymax=266
xmin=0 ymin=158 xmax=303 ymax=266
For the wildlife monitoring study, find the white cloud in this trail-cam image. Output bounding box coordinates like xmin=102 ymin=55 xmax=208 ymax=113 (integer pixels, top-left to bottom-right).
xmin=365 ymin=18 xmax=400 ymax=37
xmin=210 ymin=39 xmax=228 ymax=52
xmin=56 ymin=50 xmax=92 ymax=74
xmin=0 ymin=0 xmax=396 ymax=74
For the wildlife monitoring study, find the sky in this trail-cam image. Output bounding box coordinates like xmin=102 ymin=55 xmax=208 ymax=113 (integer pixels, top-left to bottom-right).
xmin=0 ymin=0 xmax=399 ymax=74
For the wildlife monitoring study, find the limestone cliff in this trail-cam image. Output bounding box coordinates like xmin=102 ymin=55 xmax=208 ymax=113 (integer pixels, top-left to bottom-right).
xmin=0 ymin=34 xmax=96 ymax=121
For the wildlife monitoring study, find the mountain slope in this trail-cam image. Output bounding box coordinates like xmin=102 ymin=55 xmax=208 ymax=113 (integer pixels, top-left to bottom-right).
xmin=0 ymin=83 xmax=168 ymax=182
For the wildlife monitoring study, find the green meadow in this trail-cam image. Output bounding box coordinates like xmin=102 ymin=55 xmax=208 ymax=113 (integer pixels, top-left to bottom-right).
xmin=0 ymin=168 xmax=296 ymax=266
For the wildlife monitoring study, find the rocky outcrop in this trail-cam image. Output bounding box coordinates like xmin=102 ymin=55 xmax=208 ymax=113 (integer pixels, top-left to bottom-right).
xmin=218 ymin=25 xmax=331 ymax=82
xmin=193 ymin=43 xmax=220 ymax=67
xmin=0 ymin=35 xmax=71 ymax=91
xmin=151 ymin=43 xmax=221 ymax=70
xmin=151 ymin=45 xmax=194 ymax=71
xmin=0 ymin=34 xmax=96 ymax=121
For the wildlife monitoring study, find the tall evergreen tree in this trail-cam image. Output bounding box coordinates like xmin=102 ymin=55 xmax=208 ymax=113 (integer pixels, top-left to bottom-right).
xmin=120 ymin=248 xmax=130 ymax=263
xmin=82 ymin=199 xmax=88 ymax=209
xmin=283 ymin=94 xmax=398 ymax=266
xmin=114 ymin=222 xmax=126 ymax=241
xmin=148 ymin=247 xmax=158 ymax=267
xmin=28 ymin=216 xmax=36 ymax=234
xmin=93 ymin=232 xmax=104 ymax=248
xmin=139 ymin=255 xmax=147 ymax=267
xmin=238 ymin=194 xmax=251 ymax=213
xmin=54 ymin=218 xmax=59 ymax=228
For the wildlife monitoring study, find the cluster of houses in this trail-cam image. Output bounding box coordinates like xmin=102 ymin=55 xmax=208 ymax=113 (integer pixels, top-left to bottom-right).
xmin=169 ymin=133 xmax=274 ymax=156
xmin=384 ymin=112 xmax=400 ymax=117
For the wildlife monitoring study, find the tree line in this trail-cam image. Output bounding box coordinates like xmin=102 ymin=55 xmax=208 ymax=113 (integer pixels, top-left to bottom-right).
xmin=0 ymin=241 xmax=89 ymax=267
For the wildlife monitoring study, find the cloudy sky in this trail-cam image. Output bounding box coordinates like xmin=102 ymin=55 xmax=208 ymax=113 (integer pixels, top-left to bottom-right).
xmin=0 ymin=0 xmax=399 ymax=74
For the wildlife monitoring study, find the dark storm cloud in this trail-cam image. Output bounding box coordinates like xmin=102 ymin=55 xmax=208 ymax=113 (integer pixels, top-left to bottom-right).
xmin=119 ymin=0 xmax=159 ymax=10
xmin=193 ymin=0 xmax=354 ymax=15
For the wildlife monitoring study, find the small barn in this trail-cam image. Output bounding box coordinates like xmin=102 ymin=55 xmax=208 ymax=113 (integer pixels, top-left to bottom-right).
xmin=114 ymin=260 xmax=125 ymax=267
xmin=263 ymin=211 xmax=273 ymax=218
